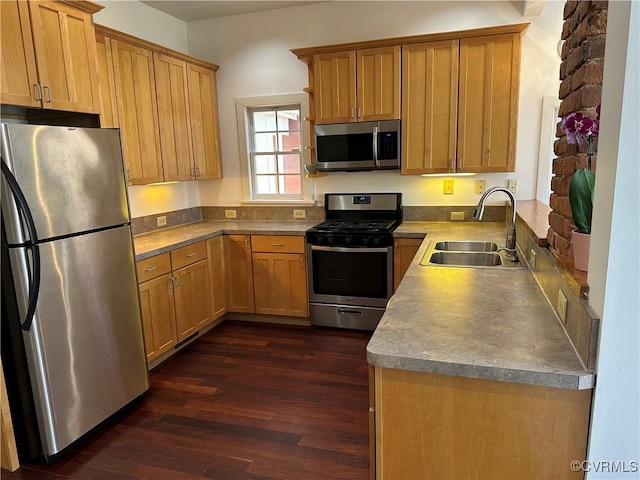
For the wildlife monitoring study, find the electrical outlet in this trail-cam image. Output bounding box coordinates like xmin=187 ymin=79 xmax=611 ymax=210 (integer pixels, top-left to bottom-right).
xmin=224 ymin=209 xmax=237 ymax=219
xmin=507 ymin=179 xmax=518 ymax=194
xmin=443 ymin=179 xmax=454 ymax=195
xmin=450 ymin=212 xmax=465 ymax=221
xmin=293 ymin=209 xmax=306 ymax=219
xmin=529 ymin=249 xmax=537 ymax=271
xmin=474 ymin=179 xmax=486 ymax=195
xmin=557 ymin=290 xmax=568 ymax=323
xmin=156 ymin=215 xmax=167 ymax=227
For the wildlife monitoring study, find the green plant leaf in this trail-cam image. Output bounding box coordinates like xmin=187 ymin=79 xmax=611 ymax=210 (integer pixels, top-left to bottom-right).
xmin=569 ymin=169 xmax=595 ymax=234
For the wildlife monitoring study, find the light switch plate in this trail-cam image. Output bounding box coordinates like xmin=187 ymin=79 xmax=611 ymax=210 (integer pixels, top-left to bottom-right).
xmin=443 ymin=179 xmax=454 ymax=195
xmin=474 ymin=180 xmax=486 ymax=194
xmin=224 ymin=209 xmax=237 ymax=219
xmin=450 ymin=212 xmax=465 ymax=221
xmin=156 ymin=215 xmax=167 ymax=227
xmin=293 ymin=209 xmax=306 ymax=219
xmin=507 ymin=179 xmax=518 ymax=194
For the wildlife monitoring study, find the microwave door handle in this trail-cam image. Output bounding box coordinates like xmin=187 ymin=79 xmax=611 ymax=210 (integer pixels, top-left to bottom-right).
xmin=372 ymin=125 xmax=379 ymax=167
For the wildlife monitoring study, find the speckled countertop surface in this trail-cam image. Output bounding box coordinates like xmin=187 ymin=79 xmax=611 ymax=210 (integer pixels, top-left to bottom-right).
xmin=367 ymin=222 xmax=595 ymax=390
xmin=133 ymin=220 xmax=319 ymax=260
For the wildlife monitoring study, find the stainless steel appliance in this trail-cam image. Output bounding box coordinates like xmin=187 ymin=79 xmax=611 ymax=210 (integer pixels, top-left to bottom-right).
xmin=314 ymin=120 xmax=400 ymax=172
xmin=1 ymin=124 xmax=148 ymax=463
xmin=306 ymin=193 xmax=402 ymax=331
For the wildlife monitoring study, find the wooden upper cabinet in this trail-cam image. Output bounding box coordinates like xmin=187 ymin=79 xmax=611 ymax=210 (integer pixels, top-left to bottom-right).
xmin=188 ymin=64 xmax=223 ymax=179
xmin=154 ymin=53 xmax=195 ymax=181
xmin=314 ymin=51 xmax=356 ymax=124
xmin=111 ymin=40 xmax=163 ymax=185
xmin=1 ymin=1 xmax=40 ymax=108
xmin=357 ymin=46 xmax=401 ymax=122
xmin=313 ymin=47 xmax=400 ymax=124
xmin=1 ymin=0 xmax=102 ymax=113
xmin=402 ymin=40 xmax=459 ymax=175
xmin=457 ymin=33 xmax=520 ymax=173
xmin=95 ymin=34 xmax=118 ymax=128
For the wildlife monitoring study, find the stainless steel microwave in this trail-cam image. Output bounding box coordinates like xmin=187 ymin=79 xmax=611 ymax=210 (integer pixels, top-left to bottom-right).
xmin=314 ymin=120 xmax=400 ymax=172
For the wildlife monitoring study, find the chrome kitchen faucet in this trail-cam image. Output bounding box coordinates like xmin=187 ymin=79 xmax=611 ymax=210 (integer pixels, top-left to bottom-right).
xmin=474 ymin=187 xmax=518 ymax=262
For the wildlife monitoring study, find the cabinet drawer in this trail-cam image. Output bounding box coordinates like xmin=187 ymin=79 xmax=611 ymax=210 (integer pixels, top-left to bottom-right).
xmin=136 ymin=253 xmax=171 ymax=283
xmin=251 ymin=235 xmax=305 ymax=253
xmin=170 ymin=241 xmax=207 ymax=270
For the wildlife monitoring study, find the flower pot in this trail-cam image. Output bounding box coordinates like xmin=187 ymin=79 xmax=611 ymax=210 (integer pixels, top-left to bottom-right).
xmin=572 ymin=231 xmax=591 ymax=272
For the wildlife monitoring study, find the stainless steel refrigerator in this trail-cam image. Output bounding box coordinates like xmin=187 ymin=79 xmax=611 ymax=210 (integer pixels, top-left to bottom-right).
xmin=1 ymin=123 xmax=148 ymax=463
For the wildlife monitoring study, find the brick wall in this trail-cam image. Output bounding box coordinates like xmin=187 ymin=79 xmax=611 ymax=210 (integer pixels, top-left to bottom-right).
xmin=547 ymin=0 xmax=607 ymax=258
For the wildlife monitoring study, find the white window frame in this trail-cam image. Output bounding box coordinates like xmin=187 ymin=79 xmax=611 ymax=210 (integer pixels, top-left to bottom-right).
xmin=235 ymin=93 xmax=314 ymax=205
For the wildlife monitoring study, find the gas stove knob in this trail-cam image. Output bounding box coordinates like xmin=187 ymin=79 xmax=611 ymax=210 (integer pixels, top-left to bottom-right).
xmin=345 ymin=236 xmax=352 ymax=245
xmin=316 ymin=235 xmax=324 ymax=244
xmin=327 ymin=236 xmax=334 ymax=244
xmin=362 ymin=236 xmax=370 ymax=245
xmin=373 ymin=237 xmax=380 ymax=246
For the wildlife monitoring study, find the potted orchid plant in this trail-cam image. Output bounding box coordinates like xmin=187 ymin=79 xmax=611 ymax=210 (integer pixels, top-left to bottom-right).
xmin=561 ymin=104 xmax=600 ymax=271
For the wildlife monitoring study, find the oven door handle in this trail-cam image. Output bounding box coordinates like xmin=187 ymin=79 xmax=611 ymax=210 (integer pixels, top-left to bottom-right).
xmin=310 ymin=245 xmax=389 ymax=253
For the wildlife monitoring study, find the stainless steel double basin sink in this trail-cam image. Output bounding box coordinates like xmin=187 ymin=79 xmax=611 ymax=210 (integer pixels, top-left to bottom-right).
xmin=420 ymin=240 xmax=523 ymax=268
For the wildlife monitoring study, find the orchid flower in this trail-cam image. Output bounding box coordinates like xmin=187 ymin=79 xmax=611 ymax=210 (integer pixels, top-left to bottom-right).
xmin=561 ymin=111 xmax=599 ymax=145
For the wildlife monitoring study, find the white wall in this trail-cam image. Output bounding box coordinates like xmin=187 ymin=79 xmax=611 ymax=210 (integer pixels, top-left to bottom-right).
xmin=187 ymin=0 xmax=564 ymax=206
xmin=586 ymin=1 xmax=640 ymax=477
xmin=94 ymin=1 xmax=200 ymax=218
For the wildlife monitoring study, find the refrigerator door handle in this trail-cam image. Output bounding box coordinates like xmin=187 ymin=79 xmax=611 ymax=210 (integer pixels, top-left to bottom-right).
xmin=1 ymin=158 xmax=41 ymax=331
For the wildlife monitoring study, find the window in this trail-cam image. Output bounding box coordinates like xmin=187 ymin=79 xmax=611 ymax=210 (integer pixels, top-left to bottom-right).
xmin=236 ymin=94 xmax=312 ymax=204
xmin=250 ymin=106 xmax=302 ymax=199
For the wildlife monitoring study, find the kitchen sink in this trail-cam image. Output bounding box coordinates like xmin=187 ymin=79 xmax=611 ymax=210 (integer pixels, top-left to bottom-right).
xmin=419 ymin=241 xmax=524 ymax=268
xmin=427 ymin=251 xmax=503 ymax=266
xmin=433 ymin=241 xmax=498 ymax=252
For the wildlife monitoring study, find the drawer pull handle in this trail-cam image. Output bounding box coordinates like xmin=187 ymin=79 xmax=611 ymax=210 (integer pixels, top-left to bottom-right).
xmin=186 ymin=252 xmax=196 ymax=257
xmin=272 ymin=243 xmax=284 ymax=247
xmin=338 ymin=309 xmax=362 ymax=316
xmin=43 ymin=85 xmax=52 ymax=103
xmin=33 ymin=83 xmax=42 ymax=101
xmin=144 ymin=266 xmax=157 ymax=272
xmin=173 ymin=275 xmax=181 ymax=287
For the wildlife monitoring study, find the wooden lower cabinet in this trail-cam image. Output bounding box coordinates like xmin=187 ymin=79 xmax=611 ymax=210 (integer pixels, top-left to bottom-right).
xmin=252 ymin=252 xmax=308 ymax=317
xmin=393 ymin=238 xmax=423 ymax=291
xmin=207 ymin=236 xmax=227 ymax=319
xmin=173 ymin=259 xmax=211 ymax=342
xmin=224 ymin=235 xmax=255 ymax=313
xmin=373 ymin=367 xmax=592 ymax=479
xmin=136 ymin=241 xmax=215 ymax=364
xmin=138 ymin=273 xmax=177 ymax=362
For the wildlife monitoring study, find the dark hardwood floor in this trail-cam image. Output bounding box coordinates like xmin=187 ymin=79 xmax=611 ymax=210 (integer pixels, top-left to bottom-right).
xmin=3 ymin=321 xmax=372 ymax=480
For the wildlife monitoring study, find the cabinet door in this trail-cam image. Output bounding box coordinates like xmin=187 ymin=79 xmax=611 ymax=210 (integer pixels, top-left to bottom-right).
xmin=314 ymin=51 xmax=356 ymax=124
xmin=357 ymin=46 xmax=401 ymax=122
xmin=223 ymin=235 xmax=255 ymax=313
xmin=188 ymin=64 xmax=223 ymax=179
xmin=111 ymin=40 xmax=163 ymax=185
xmin=253 ymin=253 xmax=308 ymax=317
xmin=458 ymin=33 xmax=520 ymax=173
xmin=138 ymin=274 xmax=176 ymax=363
xmin=401 ymin=41 xmax=459 ymax=175
xmin=0 ymin=0 xmax=40 ymax=108
xmin=173 ymin=260 xmax=211 ymax=342
xmin=95 ymin=34 xmax=119 ymax=128
xmin=28 ymin=1 xmax=101 ymax=113
xmin=393 ymin=238 xmax=423 ymax=291
xmin=155 ymin=53 xmax=195 ymax=181
xmin=207 ymin=236 xmax=227 ymax=320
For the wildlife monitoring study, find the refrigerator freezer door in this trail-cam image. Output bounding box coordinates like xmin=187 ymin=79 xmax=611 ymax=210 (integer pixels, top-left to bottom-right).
xmin=1 ymin=124 xmax=130 ymax=244
xmin=8 ymin=225 xmax=148 ymax=456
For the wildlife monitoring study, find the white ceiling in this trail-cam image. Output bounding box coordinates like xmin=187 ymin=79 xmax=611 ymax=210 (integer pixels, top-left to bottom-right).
xmin=140 ymin=1 xmax=328 ymax=21
xmin=140 ymin=0 xmax=546 ymax=22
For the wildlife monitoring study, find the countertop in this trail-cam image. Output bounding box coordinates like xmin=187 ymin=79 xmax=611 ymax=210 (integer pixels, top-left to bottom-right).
xmin=366 ymin=222 xmax=595 ymax=390
xmin=133 ymin=220 xmax=319 ymax=260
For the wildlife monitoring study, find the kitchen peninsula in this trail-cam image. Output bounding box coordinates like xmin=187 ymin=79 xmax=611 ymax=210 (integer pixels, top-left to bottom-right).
xmin=368 ymin=221 xmax=594 ymax=479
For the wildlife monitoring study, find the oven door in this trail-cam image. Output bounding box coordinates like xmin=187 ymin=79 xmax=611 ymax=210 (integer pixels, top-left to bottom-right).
xmin=307 ymin=244 xmax=393 ymax=308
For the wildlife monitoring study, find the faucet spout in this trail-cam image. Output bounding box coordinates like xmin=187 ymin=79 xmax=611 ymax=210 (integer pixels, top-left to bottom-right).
xmin=474 ymin=187 xmax=518 ymax=262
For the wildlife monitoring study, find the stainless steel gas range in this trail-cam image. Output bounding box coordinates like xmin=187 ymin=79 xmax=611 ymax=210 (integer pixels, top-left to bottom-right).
xmin=305 ymin=193 xmax=402 ymax=331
